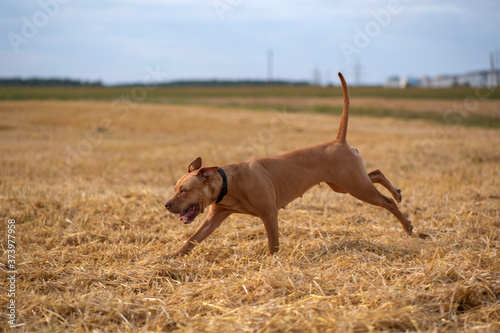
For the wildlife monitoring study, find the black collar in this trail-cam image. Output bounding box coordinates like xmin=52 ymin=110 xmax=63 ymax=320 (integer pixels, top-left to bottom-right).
xmin=216 ymin=168 xmax=228 ymax=204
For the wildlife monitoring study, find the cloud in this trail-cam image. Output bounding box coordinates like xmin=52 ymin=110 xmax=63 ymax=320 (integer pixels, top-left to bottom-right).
xmin=0 ymin=0 xmax=498 ymax=83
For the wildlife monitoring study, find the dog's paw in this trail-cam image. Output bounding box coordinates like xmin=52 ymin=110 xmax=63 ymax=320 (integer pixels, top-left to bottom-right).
xmin=396 ymin=187 xmax=402 ymax=203
xmin=406 ymin=222 xmax=413 ymax=236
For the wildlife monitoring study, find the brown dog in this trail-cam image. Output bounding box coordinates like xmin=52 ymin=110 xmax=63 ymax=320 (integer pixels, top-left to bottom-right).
xmin=164 ymin=73 xmax=413 ymax=257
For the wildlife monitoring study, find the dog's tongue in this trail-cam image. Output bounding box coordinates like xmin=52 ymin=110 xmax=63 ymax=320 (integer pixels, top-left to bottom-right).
xmin=180 ymin=205 xmax=197 ymax=224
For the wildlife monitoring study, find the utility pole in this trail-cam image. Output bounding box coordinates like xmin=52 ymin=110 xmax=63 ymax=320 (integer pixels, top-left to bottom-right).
xmin=354 ymin=58 xmax=361 ymax=86
xmin=312 ymin=64 xmax=321 ymax=86
xmin=325 ymin=68 xmax=332 ymax=86
xmin=267 ymin=50 xmax=273 ymax=83
xmin=490 ymin=51 xmax=498 ymax=87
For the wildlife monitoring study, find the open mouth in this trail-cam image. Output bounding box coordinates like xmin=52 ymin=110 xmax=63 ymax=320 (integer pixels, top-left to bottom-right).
xmin=179 ymin=204 xmax=200 ymax=224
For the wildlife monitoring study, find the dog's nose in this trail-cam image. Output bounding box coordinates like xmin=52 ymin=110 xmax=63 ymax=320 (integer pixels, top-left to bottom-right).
xmin=164 ymin=201 xmax=171 ymax=210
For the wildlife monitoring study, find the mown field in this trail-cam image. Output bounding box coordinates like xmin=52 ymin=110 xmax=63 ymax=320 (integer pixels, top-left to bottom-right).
xmin=1 ymin=87 xmax=499 ymax=332
xmin=2 ymin=85 xmax=499 ymax=128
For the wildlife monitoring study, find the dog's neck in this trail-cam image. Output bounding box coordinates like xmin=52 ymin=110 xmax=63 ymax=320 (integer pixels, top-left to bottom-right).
xmin=216 ymin=168 xmax=228 ymax=203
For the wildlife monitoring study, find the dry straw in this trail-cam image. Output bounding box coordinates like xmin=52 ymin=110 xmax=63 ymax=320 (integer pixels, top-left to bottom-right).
xmin=1 ymin=100 xmax=499 ymax=332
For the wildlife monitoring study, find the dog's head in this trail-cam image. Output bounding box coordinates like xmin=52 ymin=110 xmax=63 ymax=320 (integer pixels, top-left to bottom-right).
xmin=164 ymin=157 xmax=220 ymax=224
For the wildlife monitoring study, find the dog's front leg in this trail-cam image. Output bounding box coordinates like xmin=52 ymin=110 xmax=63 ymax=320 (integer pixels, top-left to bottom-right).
xmin=260 ymin=211 xmax=280 ymax=255
xmin=165 ymin=206 xmax=232 ymax=258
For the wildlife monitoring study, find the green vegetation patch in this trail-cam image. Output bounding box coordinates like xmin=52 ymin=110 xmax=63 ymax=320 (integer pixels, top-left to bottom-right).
xmin=1 ymin=85 xmax=500 ymax=101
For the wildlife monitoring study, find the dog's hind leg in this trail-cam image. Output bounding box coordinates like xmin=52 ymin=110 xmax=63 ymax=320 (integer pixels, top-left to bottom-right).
xmin=340 ymin=174 xmax=413 ymax=236
xmin=368 ymin=169 xmax=402 ymax=203
xmin=327 ymin=170 xmax=402 ymax=203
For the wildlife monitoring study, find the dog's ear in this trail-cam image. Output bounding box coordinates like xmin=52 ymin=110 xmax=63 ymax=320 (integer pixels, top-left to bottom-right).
xmin=188 ymin=157 xmax=202 ymax=172
xmin=196 ymin=167 xmax=218 ymax=180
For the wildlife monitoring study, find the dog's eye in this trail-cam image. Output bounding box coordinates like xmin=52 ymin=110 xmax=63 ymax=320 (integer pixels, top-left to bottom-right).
xmin=180 ymin=188 xmax=186 ymax=194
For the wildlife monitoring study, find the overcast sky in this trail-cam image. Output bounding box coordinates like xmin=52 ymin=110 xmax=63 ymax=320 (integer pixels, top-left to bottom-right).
xmin=1 ymin=0 xmax=499 ymax=85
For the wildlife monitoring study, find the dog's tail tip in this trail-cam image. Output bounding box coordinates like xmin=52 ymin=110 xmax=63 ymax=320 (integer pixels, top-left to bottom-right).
xmin=336 ymin=72 xmax=350 ymax=143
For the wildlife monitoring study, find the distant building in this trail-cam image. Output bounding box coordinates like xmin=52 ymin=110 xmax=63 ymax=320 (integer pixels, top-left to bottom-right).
xmin=385 ymin=70 xmax=500 ymax=88
xmin=431 ymin=75 xmax=457 ymax=88
xmin=384 ymin=76 xmax=402 ymax=88
xmin=384 ymin=76 xmax=420 ymax=88
xmin=461 ymin=70 xmax=499 ymax=87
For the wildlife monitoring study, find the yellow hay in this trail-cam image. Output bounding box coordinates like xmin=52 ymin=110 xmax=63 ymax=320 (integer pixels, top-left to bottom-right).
xmin=1 ymin=100 xmax=499 ymax=332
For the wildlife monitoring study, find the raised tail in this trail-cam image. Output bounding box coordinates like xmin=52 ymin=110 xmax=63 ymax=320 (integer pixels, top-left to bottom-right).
xmin=336 ymin=72 xmax=350 ymax=143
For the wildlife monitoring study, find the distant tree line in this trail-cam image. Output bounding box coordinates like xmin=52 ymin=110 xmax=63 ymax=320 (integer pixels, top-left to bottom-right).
xmin=0 ymin=78 xmax=103 ymax=87
xmin=153 ymin=79 xmax=312 ymax=87
xmin=0 ymin=77 xmax=311 ymax=87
